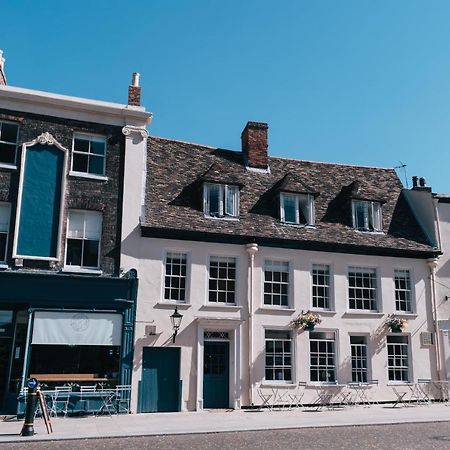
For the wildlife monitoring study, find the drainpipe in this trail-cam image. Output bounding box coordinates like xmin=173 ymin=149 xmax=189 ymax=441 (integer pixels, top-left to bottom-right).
xmin=427 ymin=257 xmax=442 ymax=381
xmin=246 ymin=243 xmax=258 ymax=405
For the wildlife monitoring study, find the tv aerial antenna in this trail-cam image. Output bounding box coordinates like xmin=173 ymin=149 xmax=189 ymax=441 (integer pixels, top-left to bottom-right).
xmin=394 ymin=161 xmax=408 ymax=188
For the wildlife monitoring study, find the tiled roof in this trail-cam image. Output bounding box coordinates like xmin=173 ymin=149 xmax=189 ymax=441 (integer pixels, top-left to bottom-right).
xmin=143 ymin=136 xmax=437 ymax=257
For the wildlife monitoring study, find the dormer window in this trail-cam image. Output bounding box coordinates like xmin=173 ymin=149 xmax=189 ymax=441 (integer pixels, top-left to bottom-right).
xmin=204 ymin=183 xmax=239 ymax=218
xmin=280 ymin=193 xmax=314 ymax=225
xmin=352 ymin=200 xmax=382 ymax=231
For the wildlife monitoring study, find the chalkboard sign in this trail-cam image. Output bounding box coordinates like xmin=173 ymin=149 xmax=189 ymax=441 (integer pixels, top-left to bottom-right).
xmin=37 ymin=391 xmax=53 ymax=434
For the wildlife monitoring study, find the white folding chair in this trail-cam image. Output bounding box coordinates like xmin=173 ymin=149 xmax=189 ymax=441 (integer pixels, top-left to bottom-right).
xmin=392 ymin=387 xmax=407 ymax=408
xmin=115 ymin=385 xmax=131 ymax=414
xmin=80 ymin=385 xmax=97 ymax=414
xmin=257 ymin=387 xmax=273 ymax=411
xmin=287 ymin=382 xmax=307 ymax=409
xmin=49 ymin=386 xmax=72 ymax=417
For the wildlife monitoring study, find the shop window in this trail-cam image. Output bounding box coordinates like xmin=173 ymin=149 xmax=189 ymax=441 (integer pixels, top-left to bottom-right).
xmin=265 ymin=329 xmax=293 ymax=382
xmin=0 ymin=203 xmax=11 ymax=263
xmin=264 ymin=260 xmax=289 ymax=307
xmin=0 ymin=121 xmax=19 ymax=166
xmin=71 ymin=133 xmax=106 ymax=176
xmin=203 ymin=183 xmax=239 ymax=218
xmin=65 ymin=210 xmax=102 ymax=269
xmin=280 ymin=192 xmax=314 ymax=225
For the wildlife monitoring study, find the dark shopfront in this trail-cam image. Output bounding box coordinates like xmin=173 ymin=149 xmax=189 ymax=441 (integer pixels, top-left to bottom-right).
xmin=0 ymin=270 xmax=137 ymax=414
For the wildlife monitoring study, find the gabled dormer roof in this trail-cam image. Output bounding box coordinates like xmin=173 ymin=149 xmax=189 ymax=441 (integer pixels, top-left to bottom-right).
xmin=277 ymin=172 xmax=319 ymax=197
xmin=200 ymin=163 xmax=244 ymax=187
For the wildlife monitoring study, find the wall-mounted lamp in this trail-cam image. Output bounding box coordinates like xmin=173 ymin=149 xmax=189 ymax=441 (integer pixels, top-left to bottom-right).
xmin=170 ymin=306 xmax=183 ymax=343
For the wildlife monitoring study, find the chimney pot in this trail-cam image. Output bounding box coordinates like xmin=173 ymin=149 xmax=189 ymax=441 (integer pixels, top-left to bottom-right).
xmin=419 ymin=177 xmax=426 ymax=187
xmin=412 ymin=176 xmax=418 ymax=188
xmin=241 ymin=121 xmax=269 ymax=170
xmin=132 ymin=72 xmax=140 ymax=87
xmin=0 ymin=49 xmax=7 ymax=85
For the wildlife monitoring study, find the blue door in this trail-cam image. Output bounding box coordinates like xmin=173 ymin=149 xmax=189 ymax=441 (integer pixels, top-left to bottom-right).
xmin=203 ymin=341 xmax=229 ymax=408
xmin=140 ymin=347 xmax=180 ymax=413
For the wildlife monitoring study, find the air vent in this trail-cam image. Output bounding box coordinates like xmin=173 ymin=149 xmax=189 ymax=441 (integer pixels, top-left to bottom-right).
xmin=420 ymin=332 xmax=433 ymax=346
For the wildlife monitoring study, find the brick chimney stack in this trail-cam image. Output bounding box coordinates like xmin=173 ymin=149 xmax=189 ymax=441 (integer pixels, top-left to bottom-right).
xmin=241 ymin=121 xmax=269 ymax=170
xmin=0 ymin=50 xmax=7 ymax=85
xmin=128 ymin=72 xmax=141 ymax=106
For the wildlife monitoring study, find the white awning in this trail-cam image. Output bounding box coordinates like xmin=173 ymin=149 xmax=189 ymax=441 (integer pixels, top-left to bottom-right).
xmin=32 ymin=311 xmax=122 ymax=346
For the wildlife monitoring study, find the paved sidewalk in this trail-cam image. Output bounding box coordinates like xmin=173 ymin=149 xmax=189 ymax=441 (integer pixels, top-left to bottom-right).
xmin=1 ymin=403 xmax=450 ymax=443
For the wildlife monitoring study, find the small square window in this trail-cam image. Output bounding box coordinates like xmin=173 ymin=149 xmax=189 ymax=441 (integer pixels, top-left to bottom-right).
xmin=280 ymin=193 xmax=314 ymax=225
xmin=204 ymin=183 xmax=239 ymax=218
xmin=72 ymin=134 xmax=106 ymax=176
xmin=0 ymin=121 xmax=19 ymax=166
xmin=352 ymin=200 xmax=382 ymax=231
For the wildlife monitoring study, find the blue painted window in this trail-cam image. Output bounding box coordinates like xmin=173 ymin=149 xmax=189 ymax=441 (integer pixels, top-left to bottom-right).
xmin=0 ymin=203 xmax=11 ymax=262
xmin=72 ymin=134 xmax=106 ymax=176
xmin=66 ymin=210 xmax=102 ymax=268
xmin=0 ymin=121 xmax=19 ymax=166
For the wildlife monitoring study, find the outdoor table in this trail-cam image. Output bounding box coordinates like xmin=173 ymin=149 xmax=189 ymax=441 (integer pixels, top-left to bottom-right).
xmin=310 ymin=383 xmax=345 ymax=411
xmin=347 ymin=383 xmax=371 ymax=407
xmin=271 ymin=387 xmax=290 ymax=409
xmin=431 ymin=380 xmax=450 ymax=404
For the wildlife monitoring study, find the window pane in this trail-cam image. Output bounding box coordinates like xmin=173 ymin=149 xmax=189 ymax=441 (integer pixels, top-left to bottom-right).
xmin=0 ymin=143 xmax=16 ymax=164
xmin=65 ymin=239 xmax=82 ymax=266
xmin=0 ymin=233 xmax=7 ymax=262
xmin=90 ymin=139 xmax=106 ymax=156
xmin=84 ymin=213 xmax=102 ymax=240
xmin=1 ymin=123 xmax=18 ymax=143
xmin=82 ymin=240 xmax=100 ymax=267
xmin=89 ymin=156 xmax=104 ymax=175
xmin=208 ymin=185 xmax=220 ymax=215
xmin=73 ymin=138 xmax=90 ymax=153
xmin=282 ymin=194 xmax=297 ymax=223
xmin=67 ymin=211 xmax=85 ymax=238
xmin=72 ymin=153 xmax=89 ymax=172
xmin=225 ymin=185 xmax=238 ymax=217
xmin=298 ymin=195 xmax=310 ymax=224
xmin=371 ymin=203 xmax=382 ymax=231
xmin=354 ymin=201 xmax=368 ymax=230
xmin=0 ymin=204 xmax=10 ymax=232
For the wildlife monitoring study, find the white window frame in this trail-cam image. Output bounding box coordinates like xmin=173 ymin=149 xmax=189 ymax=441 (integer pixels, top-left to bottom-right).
xmin=264 ymin=329 xmax=294 ymax=384
xmin=263 ymin=260 xmax=290 ymax=308
xmin=352 ymin=200 xmax=382 ymax=232
xmin=70 ymin=132 xmax=107 ymax=178
xmin=0 ymin=202 xmax=11 ymax=263
xmin=163 ymin=251 xmax=188 ymax=303
xmin=312 ymin=263 xmax=332 ymax=310
xmin=65 ymin=210 xmax=102 ymax=270
xmin=208 ymin=255 xmax=237 ymax=305
xmin=387 ymin=334 xmax=410 ymax=383
xmin=203 ymin=183 xmax=239 ymax=218
xmin=348 ymin=267 xmax=378 ymax=312
xmin=0 ymin=120 xmax=19 ymax=168
xmin=350 ymin=334 xmax=369 ymax=383
xmin=394 ymin=269 xmax=413 ymax=313
xmin=309 ymin=330 xmax=337 ymax=383
xmin=280 ymin=192 xmax=315 ymax=225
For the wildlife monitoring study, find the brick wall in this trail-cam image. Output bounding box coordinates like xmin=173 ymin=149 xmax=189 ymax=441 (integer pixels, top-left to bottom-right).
xmin=0 ymin=109 xmax=125 ymax=275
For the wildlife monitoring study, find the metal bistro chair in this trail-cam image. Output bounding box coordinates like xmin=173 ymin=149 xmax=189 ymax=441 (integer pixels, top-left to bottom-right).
xmin=49 ymin=386 xmax=72 ymax=417
xmin=96 ymin=388 xmax=117 ymax=417
xmin=80 ymin=385 xmax=97 ymax=414
xmin=416 ymin=379 xmax=432 ymax=405
xmin=287 ymin=382 xmax=307 ymax=410
xmin=257 ymin=387 xmax=274 ymax=411
xmin=115 ymin=385 xmax=131 ymax=414
xmin=392 ymin=386 xmax=408 ymax=408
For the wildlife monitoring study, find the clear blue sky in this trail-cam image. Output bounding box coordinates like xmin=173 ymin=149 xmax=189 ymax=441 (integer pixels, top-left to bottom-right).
xmin=2 ymin=1 xmax=450 ymax=192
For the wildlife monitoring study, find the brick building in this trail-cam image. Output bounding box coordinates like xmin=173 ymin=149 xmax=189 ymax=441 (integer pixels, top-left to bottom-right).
xmin=0 ymin=59 xmax=151 ymax=414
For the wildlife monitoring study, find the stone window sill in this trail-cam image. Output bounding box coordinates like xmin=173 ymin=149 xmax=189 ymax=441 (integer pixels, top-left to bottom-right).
xmin=342 ymin=312 xmax=384 ymax=318
xmin=0 ymin=163 xmax=17 ymax=171
xmin=61 ymin=267 xmax=103 ymax=275
xmin=69 ymin=171 xmax=108 ymax=182
xmin=155 ymin=302 xmax=192 ymax=310
xmin=200 ymin=304 xmax=242 ymax=312
xmin=256 ymin=307 xmax=296 ymax=315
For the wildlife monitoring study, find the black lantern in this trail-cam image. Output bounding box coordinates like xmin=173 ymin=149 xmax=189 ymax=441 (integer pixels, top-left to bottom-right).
xmin=170 ymin=306 xmax=183 ymax=343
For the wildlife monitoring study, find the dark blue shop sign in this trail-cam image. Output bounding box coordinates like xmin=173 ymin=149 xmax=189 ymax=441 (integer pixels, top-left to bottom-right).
xmin=0 ymin=310 xmax=13 ymax=337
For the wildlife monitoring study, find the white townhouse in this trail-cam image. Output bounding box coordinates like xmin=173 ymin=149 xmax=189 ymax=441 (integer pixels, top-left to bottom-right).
xmin=121 ymin=121 xmax=441 ymax=413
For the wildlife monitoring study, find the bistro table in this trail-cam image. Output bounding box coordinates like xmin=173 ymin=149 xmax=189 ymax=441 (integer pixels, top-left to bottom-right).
xmin=310 ymin=383 xmax=346 ymax=411
xmin=347 ymin=383 xmax=371 ymax=407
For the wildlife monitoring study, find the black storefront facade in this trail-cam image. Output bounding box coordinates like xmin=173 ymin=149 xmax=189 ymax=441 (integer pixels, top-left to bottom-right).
xmin=0 ymin=269 xmax=137 ymax=414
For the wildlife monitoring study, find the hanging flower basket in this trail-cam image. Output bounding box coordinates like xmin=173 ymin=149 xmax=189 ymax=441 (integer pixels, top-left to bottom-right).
xmin=386 ymin=315 xmax=408 ymax=333
xmin=291 ymin=311 xmax=321 ymax=331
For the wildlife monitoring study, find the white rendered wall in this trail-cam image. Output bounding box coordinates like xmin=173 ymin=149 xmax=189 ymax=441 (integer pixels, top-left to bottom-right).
xmin=124 ymin=235 xmax=436 ymax=411
xmin=435 ymin=202 xmax=450 ymax=379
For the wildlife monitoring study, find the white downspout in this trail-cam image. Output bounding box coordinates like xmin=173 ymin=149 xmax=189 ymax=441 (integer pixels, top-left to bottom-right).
xmin=427 ymin=257 xmax=442 ymax=381
xmin=246 ymin=243 xmax=258 ymax=405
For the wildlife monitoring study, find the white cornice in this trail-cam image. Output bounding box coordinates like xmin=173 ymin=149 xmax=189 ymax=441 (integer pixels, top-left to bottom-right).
xmin=0 ymin=85 xmax=152 ymax=127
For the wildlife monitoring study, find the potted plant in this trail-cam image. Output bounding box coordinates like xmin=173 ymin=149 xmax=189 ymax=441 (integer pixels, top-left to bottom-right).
xmin=386 ymin=315 xmax=408 ymax=333
xmin=291 ymin=311 xmax=322 ymax=331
